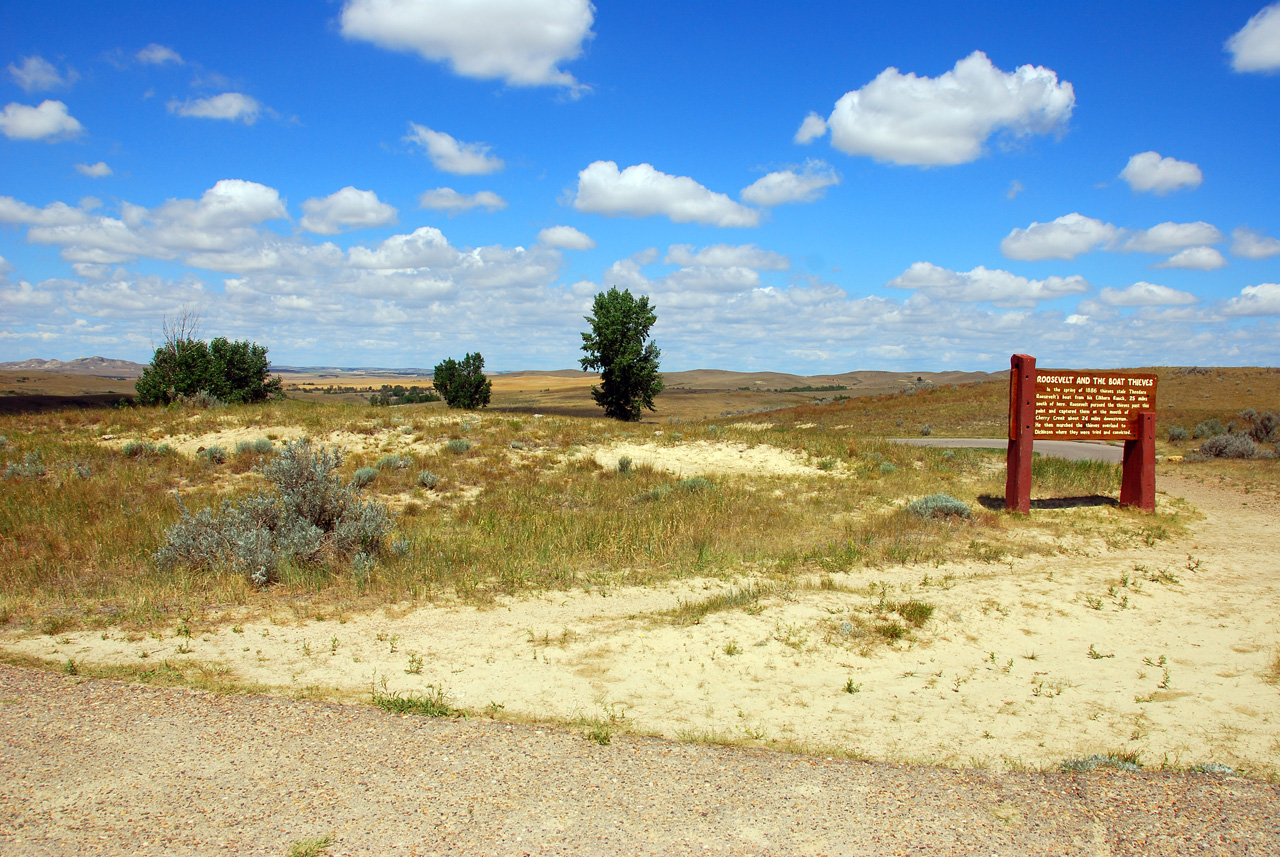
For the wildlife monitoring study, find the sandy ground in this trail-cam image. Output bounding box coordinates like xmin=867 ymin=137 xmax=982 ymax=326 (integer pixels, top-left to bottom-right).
xmin=7 ymin=457 xmax=1277 ymax=779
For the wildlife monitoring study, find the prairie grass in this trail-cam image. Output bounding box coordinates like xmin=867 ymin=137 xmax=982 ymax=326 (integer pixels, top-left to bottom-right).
xmin=0 ymin=391 xmax=1196 ymax=632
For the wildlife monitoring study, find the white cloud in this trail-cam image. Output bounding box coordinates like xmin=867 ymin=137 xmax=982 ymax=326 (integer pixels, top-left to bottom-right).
xmin=136 ymin=44 xmax=184 ymax=65
xmin=418 ymin=188 xmax=507 ymax=213
xmin=1001 ymin=213 xmax=1118 ymax=261
xmin=1119 ymin=151 xmax=1202 ymax=194
xmin=1223 ymin=283 xmax=1280 ymax=316
xmin=340 ymin=0 xmax=594 ymax=90
xmin=74 ymin=162 xmax=113 ymax=178
xmin=1122 ymin=221 xmax=1224 ymax=254
xmin=348 ymin=227 xmax=459 ymax=269
xmin=0 ymin=100 xmax=83 ymax=141
xmin=572 ymin=161 xmax=760 ymax=227
xmin=1097 ymin=282 xmax=1197 ymax=307
xmin=537 ymin=225 xmax=595 ymax=250
xmin=404 ymin=124 xmax=503 ymax=174
xmin=7 ymin=56 xmax=77 ymax=92
xmin=887 ymin=261 xmax=1089 ymax=307
xmin=1227 ymin=2 xmax=1280 ymax=73
xmin=740 ymin=160 xmax=839 ymax=206
xmin=1231 ymin=226 xmax=1280 ymax=259
xmin=167 ymin=93 xmax=262 ymax=124
xmin=1006 ymin=180 xmax=1024 ymax=200
xmin=300 ymin=187 xmax=398 ymax=235
xmin=664 ymin=244 xmax=788 ymax=270
xmin=817 ymin=51 xmax=1074 ymax=166
xmin=1153 ymin=247 xmax=1228 ymax=270
xmin=794 ymin=112 xmax=827 ymax=144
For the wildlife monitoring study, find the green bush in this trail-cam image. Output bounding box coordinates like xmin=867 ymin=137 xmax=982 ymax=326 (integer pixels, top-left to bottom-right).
xmin=375 ymin=454 xmax=412 ymax=470
xmin=351 ymin=466 xmax=379 ymax=487
xmin=198 ymin=445 xmax=228 ymax=464
xmin=445 ymin=438 xmax=472 ymax=454
xmin=136 ymin=334 xmax=283 ymax=407
xmin=418 ymin=470 xmax=440 ymax=489
xmin=1167 ymin=426 xmax=1190 ymax=442
xmin=3 ymin=452 xmax=46 ymax=479
xmin=1192 ymin=419 xmax=1227 ymax=439
xmin=676 ymin=477 xmax=713 ymax=493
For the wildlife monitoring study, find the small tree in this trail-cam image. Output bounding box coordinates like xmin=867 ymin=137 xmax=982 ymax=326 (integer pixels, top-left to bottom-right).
xmin=580 ymin=287 xmax=663 ymax=421
xmin=432 ymin=352 xmax=491 ymax=409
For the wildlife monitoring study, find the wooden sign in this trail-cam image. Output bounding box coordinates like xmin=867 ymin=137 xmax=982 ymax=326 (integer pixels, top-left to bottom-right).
xmin=1028 ymin=371 xmax=1157 ymax=440
xmin=1005 ymin=355 xmax=1156 ymax=514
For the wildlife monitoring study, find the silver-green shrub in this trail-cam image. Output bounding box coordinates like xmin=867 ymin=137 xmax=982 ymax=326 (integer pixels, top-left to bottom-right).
xmin=351 ymin=466 xmax=378 ymax=488
xmin=375 ymin=454 xmax=412 ymax=470
xmin=418 ymin=470 xmax=439 ymax=489
xmin=445 ymin=438 xmax=472 ymax=454
xmin=1198 ymin=434 xmax=1256 ymax=459
xmin=1167 ymin=426 xmax=1190 ymax=442
xmin=253 ymin=438 xmax=274 ymax=454
xmin=3 ymin=451 xmax=46 ymax=479
xmin=198 ymin=445 xmax=228 ymax=464
xmin=907 ymin=493 xmax=972 ymax=519
xmin=155 ymin=439 xmax=392 ymax=586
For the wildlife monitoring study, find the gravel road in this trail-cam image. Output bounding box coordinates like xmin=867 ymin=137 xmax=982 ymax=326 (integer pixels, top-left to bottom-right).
xmin=889 ymin=438 xmax=1125 ymax=463
xmin=2 ymin=664 xmax=1276 ymax=856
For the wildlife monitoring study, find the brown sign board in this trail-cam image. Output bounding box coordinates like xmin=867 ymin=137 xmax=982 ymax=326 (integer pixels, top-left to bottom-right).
xmin=1008 ymin=369 xmax=1157 ymax=441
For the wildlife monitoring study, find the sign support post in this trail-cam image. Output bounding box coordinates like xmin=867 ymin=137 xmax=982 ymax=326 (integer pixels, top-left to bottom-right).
xmin=1005 ymin=354 xmax=1036 ymax=514
xmin=1119 ymin=411 xmax=1156 ymax=512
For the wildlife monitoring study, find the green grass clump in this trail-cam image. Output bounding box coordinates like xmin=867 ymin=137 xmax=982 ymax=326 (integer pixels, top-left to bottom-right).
xmin=372 ymin=683 xmax=462 ymax=718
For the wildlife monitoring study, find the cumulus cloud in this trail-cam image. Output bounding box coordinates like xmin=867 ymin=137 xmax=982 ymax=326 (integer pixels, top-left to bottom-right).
xmin=1222 ymin=283 xmax=1280 ymax=316
xmin=340 ymin=0 xmax=594 ymax=90
xmin=887 ymin=261 xmax=1089 ymax=307
xmin=812 ymin=51 xmax=1073 ymax=166
xmin=1153 ymin=247 xmax=1228 ymax=270
xmin=664 ymin=244 xmax=789 ymax=270
xmin=1231 ymin=226 xmax=1280 ymax=259
xmin=348 ymin=226 xmax=459 ymax=269
xmin=1226 ymin=2 xmax=1280 ymax=73
xmin=1119 ymin=151 xmax=1202 ymax=194
xmin=1097 ymin=281 xmax=1197 ymax=307
xmin=0 ymin=100 xmax=83 ymax=141
xmin=299 ymin=187 xmax=397 ymax=235
xmin=7 ymin=56 xmax=77 ymax=92
xmin=740 ymin=160 xmax=839 ymax=206
xmin=136 ymin=44 xmax=184 ymax=65
xmin=794 ymin=112 xmax=828 ymax=144
xmin=1121 ymin=221 xmax=1224 ymax=254
xmin=572 ymin=161 xmax=760 ymax=227
xmin=537 ymin=225 xmax=595 ymax=250
xmin=74 ymin=162 xmax=113 ymax=178
xmin=167 ymin=93 xmax=263 ymax=124
xmin=1001 ymin=213 xmax=1119 ymax=261
xmin=418 ymin=188 xmax=507 ymax=213
xmin=404 ymin=123 xmax=503 ymax=174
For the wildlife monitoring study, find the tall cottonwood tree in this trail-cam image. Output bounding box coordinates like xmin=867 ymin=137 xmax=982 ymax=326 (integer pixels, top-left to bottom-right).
xmin=579 ymin=287 xmax=663 ymax=421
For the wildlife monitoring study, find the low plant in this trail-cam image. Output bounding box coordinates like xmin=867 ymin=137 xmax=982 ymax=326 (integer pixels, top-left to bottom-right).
xmin=376 ymin=454 xmax=412 ymax=470
xmin=906 ymin=494 xmax=970 ymax=520
xmin=617 ymin=455 xmax=633 ymax=474
xmin=1060 ymin=752 xmax=1141 ymax=773
xmin=198 ymin=445 xmax=228 ymax=464
xmin=1192 ymin=418 xmax=1227 ymax=439
xmin=842 ymin=677 xmax=862 ymax=694
xmin=417 ymin=470 xmax=440 ymax=489
xmin=676 ymin=476 xmax=713 ymax=494
xmin=154 ymin=439 xmax=393 ymax=587
xmin=253 ymin=438 xmax=274 ymax=454
xmin=445 ymin=438 xmax=472 ymax=454
xmin=894 ymin=598 xmax=935 ymax=627
xmin=287 ymin=834 xmax=335 ymax=857
xmin=3 ymin=451 xmax=46 ymax=479
xmin=1167 ymin=426 xmax=1190 ymax=442
xmin=350 ymin=466 xmax=378 ymax=488
xmin=122 ymin=440 xmax=157 ymax=458
xmin=1198 ymin=433 xmax=1257 ymax=459
xmin=371 ymin=682 xmax=462 ymax=717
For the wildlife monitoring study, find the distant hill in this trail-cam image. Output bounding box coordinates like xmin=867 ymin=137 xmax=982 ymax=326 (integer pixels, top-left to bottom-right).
xmin=0 ymin=357 xmax=146 ymax=378
xmin=660 ymin=368 xmax=1002 ymax=393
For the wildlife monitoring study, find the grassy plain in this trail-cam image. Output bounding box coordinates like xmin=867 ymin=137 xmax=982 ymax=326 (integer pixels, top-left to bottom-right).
xmin=0 ymin=365 xmax=1277 ymax=775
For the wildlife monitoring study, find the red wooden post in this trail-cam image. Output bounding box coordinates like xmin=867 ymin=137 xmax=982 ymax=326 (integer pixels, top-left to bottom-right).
xmin=1005 ymin=354 xmax=1036 ymax=514
xmin=1119 ymin=411 xmax=1156 ymax=512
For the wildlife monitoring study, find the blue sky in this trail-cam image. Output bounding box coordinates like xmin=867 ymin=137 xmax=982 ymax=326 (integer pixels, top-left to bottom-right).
xmin=2 ymin=1 xmax=1279 ymax=373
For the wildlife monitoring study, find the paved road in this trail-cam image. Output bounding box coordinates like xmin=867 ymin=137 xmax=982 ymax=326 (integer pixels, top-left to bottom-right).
xmin=891 ymin=437 xmax=1125 ymax=463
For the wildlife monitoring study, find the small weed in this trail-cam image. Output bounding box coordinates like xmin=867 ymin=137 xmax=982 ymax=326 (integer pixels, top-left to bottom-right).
xmin=842 ymin=677 xmax=862 ymax=695
xmin=1060 ymin=753 xmax=1141 ymax=773
xmin=723 ymin=641 xmax=742 ymax=656
xmin=1087 ymin=644 xmax=1113 ymax=660
xmin=405 ymin=653 xmax=423 ymax=674
xmin=617 ymin=455 xmax=633 ymax=474
xmin=1084 ymin=596 xmax=1104 ymax=611
xmin=63 ymin=658 xmax=78 ymax=676
xmin=287 ymin=834 xmax=335 ymax=857
xmin=372 ymin=682 xmax=463 ymax=718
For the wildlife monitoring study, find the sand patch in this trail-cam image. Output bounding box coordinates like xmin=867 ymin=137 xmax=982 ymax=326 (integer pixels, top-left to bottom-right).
xmin=592 ymin=440 xmax=823 ymax=477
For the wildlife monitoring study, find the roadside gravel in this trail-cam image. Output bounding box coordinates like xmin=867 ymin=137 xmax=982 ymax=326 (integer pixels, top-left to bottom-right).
xmin=2 ymin=664 xmax=1276 ymax=856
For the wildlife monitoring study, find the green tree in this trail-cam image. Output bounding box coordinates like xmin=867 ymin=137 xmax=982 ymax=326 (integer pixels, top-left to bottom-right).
xmin=579 ymin=287 xmax=663 ymax=421
xmin=432 ymin=352 xmax=491 ymax=409
xmin=135 ymin=313 xmax=282 ymax=406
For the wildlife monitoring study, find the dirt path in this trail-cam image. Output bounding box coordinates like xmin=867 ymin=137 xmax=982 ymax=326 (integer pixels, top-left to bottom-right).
xmin=1 ymin=663 xmax=1277 ymax=857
